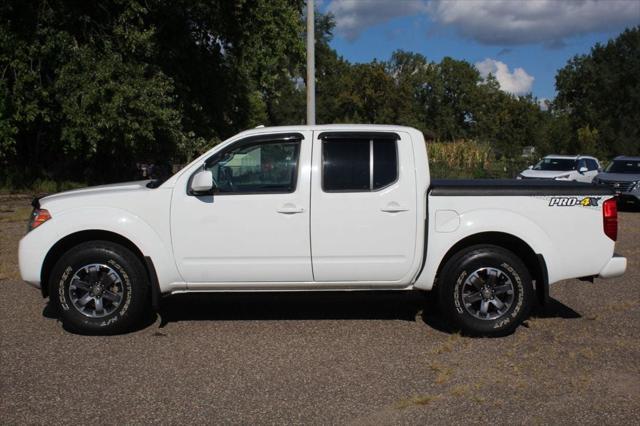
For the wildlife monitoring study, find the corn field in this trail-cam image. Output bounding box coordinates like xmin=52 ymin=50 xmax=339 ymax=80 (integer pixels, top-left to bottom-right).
xmin=428 ymin=140 xmax=492 ymax=169
xmin=427 ymin=140 xmax=531 ymax=179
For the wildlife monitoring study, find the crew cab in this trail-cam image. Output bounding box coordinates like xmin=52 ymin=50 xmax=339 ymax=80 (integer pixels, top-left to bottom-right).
xmin=518 ymin=155 xmax=600 ymax=182
xmin=19 ymin=125 xmax=627 ymax=336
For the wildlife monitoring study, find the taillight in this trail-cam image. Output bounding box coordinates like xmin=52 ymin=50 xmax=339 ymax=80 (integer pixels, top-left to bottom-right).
xmin=28 ymin=208 xmax=51 ymax=232
xmin=602 ymin=198 xmax=617 ymax=241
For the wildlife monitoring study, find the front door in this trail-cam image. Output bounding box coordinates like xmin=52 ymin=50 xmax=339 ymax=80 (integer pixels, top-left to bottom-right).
xmin=310 ymin=131 xmax=418 ymax=282
xmin=171 ymin=132 xmax=313 ymax=284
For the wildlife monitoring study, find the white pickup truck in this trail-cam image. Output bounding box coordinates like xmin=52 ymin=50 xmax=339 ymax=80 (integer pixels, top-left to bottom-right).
xmin=19 ymin=125 xmax=626 ymax=336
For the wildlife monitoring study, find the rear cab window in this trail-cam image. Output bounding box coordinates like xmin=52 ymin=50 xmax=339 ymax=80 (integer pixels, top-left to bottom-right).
xmin=321 ymin=135 xmax=398 ymax=192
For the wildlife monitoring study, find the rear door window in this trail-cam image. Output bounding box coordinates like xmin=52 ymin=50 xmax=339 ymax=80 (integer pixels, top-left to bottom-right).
xmin=322 ymin=137 xmax=398 ymax=192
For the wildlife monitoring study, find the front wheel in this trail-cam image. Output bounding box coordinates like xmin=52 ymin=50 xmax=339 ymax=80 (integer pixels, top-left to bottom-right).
xmin=49 ymin=241 xmax=149 ymax=334
xmin=437 ymin=245 xmax=533 ymax=337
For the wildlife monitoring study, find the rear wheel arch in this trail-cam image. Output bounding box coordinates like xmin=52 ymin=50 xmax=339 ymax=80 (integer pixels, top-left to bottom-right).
xmin=41 ymin=230 xmax=155 ymax=299
xmin=434 ymin=232 xmax=548 ymax=305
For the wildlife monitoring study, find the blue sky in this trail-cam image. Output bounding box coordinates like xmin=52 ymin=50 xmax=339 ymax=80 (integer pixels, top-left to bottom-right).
xmin=321 ymin=0 xmax=640 ymax=101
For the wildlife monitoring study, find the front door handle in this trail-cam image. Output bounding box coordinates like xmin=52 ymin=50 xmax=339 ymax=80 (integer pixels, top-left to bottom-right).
xmin=277 ymin=204 xmax=305 ymax=214
xmin=381 ymin=202 xmax=409 ymax=213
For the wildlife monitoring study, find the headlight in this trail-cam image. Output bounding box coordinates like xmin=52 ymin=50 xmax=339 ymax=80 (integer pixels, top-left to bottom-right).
xmin=516 ymin=174 xmax=523 ymax=180
xmin=27 ymin=208 xmax=51 ymax=232
xmin=632 ymin=181 xmax=640 ymax=191
xmin=554 ymin=174 xmax=571 ymax=180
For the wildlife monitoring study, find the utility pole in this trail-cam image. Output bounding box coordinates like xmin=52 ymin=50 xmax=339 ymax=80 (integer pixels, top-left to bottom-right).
xmin=306 ymin=0 xmax=316 ymax=125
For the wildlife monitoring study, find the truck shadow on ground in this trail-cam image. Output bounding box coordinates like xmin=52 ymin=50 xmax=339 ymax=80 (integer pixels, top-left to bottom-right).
xmin=150 ymin=291 xmax=581 ymax=334
xmin=42 ymin=291 xmax=581 ymax=335
xmin=157 ymin=291 xmax=425 ymax=324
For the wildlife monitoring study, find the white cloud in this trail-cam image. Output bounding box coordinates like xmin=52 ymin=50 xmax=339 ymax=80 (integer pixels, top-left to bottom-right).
xmin=428 ymin=0 xmax=640 ymax=45
xmin=475 ymin=58 xmax=534 ymax=95
xmin=327 ymin=0 xmax=428 ymax=41
xmin=326 ymin=0 xmax=640 ymax=45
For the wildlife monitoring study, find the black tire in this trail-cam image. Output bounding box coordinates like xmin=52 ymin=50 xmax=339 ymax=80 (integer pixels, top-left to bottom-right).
xmin=437 ymin=245 xmax=533 ymax=337
xmin=49 ymin=241 xmax=149 ymax=334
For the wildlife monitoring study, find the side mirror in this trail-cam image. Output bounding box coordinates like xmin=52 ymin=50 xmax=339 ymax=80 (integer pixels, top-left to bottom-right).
xmin=579 ymin=166 xmax=588 ymax=173
xmin=527 ymin=165 xmax=533 ymax=170
xmin=190 ymin=170 xmax=214 ymax=194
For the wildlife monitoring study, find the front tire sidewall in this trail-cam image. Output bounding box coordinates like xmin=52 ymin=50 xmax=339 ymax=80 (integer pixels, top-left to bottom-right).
xmin=441 ymin=247 xmax=532 ymax=336
xmin=50 ymin=243 xmax=147 ymax=334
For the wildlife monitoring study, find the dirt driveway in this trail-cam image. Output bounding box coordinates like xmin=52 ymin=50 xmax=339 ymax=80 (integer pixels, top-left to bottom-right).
xmin=1 ymin=194 xmax=638 ymax=424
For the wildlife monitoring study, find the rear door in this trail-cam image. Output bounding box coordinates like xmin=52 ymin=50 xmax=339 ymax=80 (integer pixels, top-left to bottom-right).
xmin=310 ymin=131 xmax=417 ymax=282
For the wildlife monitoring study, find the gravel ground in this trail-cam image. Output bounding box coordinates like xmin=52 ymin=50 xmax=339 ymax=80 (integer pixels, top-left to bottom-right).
xmin=0 ymin=194 xmax=638 ymax=424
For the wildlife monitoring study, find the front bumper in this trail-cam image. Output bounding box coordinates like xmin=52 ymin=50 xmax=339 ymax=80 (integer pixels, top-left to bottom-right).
xmin=598 ymin=255 xmax=627 ymax=279
xmin=18 ymin=232 xmax=48 ymax=289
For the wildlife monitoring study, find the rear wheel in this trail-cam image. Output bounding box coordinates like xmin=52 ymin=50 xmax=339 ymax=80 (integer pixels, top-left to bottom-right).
xmin=437 ymin=245 xmax=533 ymax=336
xmin=49 ymin=241 xmax=149 ymax=334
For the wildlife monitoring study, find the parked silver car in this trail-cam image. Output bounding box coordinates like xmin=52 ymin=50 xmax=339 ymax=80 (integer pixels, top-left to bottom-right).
xmin=593 ymin=156 xmax=640 ymax=206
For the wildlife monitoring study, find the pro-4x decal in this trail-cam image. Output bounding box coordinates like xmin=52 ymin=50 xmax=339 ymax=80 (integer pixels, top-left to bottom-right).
xmin=548 ymin=196 xmax=601 ymax=207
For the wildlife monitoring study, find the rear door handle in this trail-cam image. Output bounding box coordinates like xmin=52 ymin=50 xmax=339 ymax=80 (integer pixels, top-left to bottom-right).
xmin=381 ymin=202 xmax=409 ymax=213
xmin=277 ymin=205 xmax=305 ymax=214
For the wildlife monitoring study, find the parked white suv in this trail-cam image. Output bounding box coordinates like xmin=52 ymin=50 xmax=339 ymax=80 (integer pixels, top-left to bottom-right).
xmin=19 ymin=126 xmax=625 ymax=336
xmin=518 ymin=155 xmax=600 ymax=182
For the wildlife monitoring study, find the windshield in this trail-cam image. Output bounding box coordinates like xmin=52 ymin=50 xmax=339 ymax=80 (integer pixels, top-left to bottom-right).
xmin=533 ymin=158 xmax=576 ymax=171
xmin=605 ymin=160 xmax=640 ymax=174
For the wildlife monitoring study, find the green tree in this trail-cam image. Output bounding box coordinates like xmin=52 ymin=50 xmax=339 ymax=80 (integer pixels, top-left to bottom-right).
xmin=429 ymin=57 xmax=481 ymax=140
xmin=386 ymin=50 xmax=436 ymax=134
xmin=313 ymin=13 xmax=352 ymax=124
xmin=0 ymin=0 xmax=305 ymax=184
xmin=576 ymin=125 xmax=600 ymax=156
xmin=555 ymin=27 xmax=640 ymax=156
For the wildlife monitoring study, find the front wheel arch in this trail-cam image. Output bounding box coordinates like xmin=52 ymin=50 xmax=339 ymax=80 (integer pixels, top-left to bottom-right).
xmin=41 ymin=230 xmax=153 ymax=299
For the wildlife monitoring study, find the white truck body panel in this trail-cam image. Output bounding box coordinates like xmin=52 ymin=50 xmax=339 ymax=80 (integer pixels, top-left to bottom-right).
xmin=414 ymin=196 xmax=613 ymax=290
xmin=18 ymin=184 xmax=185 ymax=293
xmin=19 ymin=125 xmax=625 ymax=297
